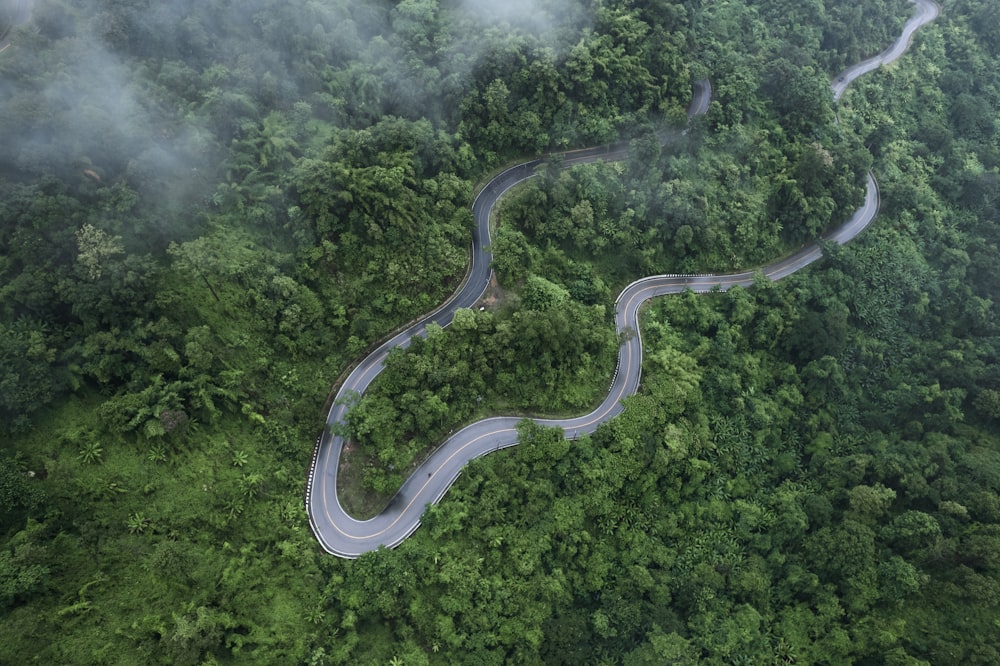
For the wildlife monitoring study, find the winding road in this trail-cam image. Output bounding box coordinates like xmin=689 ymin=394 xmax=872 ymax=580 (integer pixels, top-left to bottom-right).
xmin=307 ymin=0 xmax=940 ymax=558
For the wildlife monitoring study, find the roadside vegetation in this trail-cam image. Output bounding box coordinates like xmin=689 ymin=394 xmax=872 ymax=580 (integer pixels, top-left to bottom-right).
xmin=2 ymin=0 xmax=999 ymax=663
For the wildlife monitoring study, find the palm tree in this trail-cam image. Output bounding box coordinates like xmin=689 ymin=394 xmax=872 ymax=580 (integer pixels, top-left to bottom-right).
xmin=224 ymin=498 xmax=245 ymax=521
xmin=304 ymin=606 xmax=325 ymax=625
xmin=239 ymin=472 xmax=264 ymax=499
xmin=256 ymin=112 xmax=300 ymax=168
xmin=147 ymin=445 xmax=167 ymax=464
xmin=127 ymin=512 xmax=150 ymax=535
xmin=78 ymin=441 xmax=103 ymax=465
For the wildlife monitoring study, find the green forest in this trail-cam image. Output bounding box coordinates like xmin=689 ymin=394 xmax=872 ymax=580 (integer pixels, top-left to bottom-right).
xmin=2 ymin=0 xmax=999 ymax=662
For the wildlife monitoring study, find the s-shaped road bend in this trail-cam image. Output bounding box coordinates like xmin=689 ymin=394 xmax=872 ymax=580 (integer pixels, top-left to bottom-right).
xmin=307 ymin=0 xmax=939 ymax=558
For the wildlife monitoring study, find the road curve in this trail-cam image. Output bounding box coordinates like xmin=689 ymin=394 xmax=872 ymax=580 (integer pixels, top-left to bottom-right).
xmin=832 ymin=0 xmax=939 ymax=102
xmin=307 ymin=0 xmax=938 ymax=558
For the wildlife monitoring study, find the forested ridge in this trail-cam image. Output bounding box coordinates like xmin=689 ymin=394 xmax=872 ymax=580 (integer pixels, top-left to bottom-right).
xmin=2 ymin=0 xmax=999 ymax=663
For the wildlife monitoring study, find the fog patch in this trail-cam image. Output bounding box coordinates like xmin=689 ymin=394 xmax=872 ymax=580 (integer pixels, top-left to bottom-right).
xmin=454 ymin=0 xmax=589 ymax=37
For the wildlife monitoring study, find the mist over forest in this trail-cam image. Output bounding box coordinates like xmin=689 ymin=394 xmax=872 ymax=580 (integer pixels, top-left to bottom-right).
xmin=3 ymin=0 xmax=1000 ymax=663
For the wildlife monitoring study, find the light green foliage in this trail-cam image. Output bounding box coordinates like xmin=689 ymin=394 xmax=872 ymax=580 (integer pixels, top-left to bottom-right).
xmin=75 ymin=223 xmax=125 ymax=280
xmin=2 ymin=0 xmax=1000 ymax=663
xmin=520 ymin=275 xmax=570 ymax=311
xmin=346 ymin=301 xmax=616 ymax=489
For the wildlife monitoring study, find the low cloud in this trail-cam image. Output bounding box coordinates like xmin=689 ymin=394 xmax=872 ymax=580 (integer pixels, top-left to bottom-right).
xmin=455 ymin=0 xmax=589 ymax=36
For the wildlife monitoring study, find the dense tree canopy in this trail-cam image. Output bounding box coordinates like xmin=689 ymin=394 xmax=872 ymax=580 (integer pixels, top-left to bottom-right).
xmin=2 ymin=0 xmax=1000 ymax=663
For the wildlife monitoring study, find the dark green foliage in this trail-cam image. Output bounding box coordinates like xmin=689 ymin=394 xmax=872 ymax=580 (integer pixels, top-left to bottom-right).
xmin=346 ymin=302 xmax=615 ymax=490
xmin=2 ymin=0 xmax=1000 ymax=663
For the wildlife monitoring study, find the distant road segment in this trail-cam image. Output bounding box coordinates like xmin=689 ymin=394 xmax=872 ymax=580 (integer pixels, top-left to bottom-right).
xmin=0 ymin=0 xmax=33 ymax=53
xmin=307 ymin=0 xmax=938 ymax=558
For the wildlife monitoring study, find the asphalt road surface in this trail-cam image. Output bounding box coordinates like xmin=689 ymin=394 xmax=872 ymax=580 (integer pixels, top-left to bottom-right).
xmin=307 ymin=0 xmax=938 ymax=558
xmin=832 ymin=0 xmax=940 ymax=102
xmin=0 ymin=0 xmax=33 ymax=53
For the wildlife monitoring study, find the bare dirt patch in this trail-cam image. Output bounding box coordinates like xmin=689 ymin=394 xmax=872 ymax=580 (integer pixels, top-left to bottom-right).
xmin=479 ymin=274 xmax=519 ymax=312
